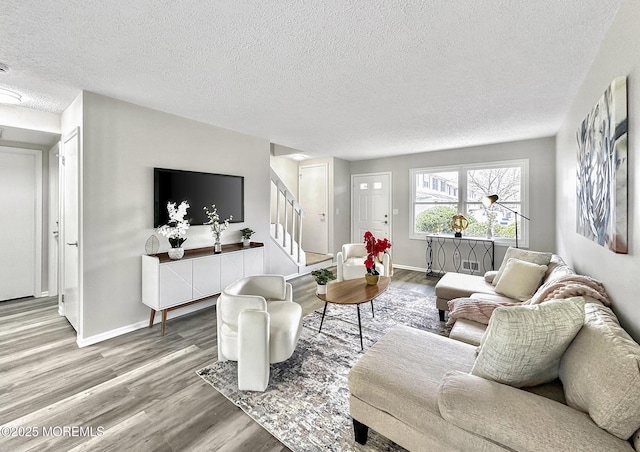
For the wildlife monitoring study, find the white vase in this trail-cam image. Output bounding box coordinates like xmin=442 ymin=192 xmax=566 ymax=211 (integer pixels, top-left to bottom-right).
xmin=316 ymin=284 xmax=327 ymax=295
xmin=242 ymin=238 xmax=251 ymax=247
xmin=168 ymin=247 xmax=184 ymax=260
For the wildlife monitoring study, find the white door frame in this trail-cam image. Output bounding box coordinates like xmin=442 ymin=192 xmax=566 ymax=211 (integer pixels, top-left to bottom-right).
xmin=299 ymin=162 xmax=329 ymax=254
xmin=0 ymin=146 xmax=43 ymax=299
xmin=48 ymin=143 xmax=60 ymax=300
xmin=350 ymin=172 xmax=393 ymax=244
xmin=60 ymin=127 xmax=83 ymax=338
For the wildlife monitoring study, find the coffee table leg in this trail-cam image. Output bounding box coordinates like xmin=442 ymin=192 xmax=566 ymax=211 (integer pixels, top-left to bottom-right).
xmin=371 ymin=300 xmax=375 ymax=318
xmin=357 ymin=305 xmax=363 ymax=350
xmin=319 ymin=302 xmax=328 ymax=333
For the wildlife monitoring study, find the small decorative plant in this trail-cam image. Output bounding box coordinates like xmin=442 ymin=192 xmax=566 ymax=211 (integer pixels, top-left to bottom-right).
xmin=364 ymin=231 xmax=392 ymax=275
xmin=157 ymin=201 xmax=190 ymax=248
xmin=311 ymin=268 xmax=336 ymax=286
xmin=203 ymin=204 xmax=232 ymax=242
xmin=240 ymin=228 xmax=255 ymax=240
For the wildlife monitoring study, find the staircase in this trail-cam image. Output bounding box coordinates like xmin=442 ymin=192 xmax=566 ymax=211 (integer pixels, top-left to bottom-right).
xmin=269 ymin=169 xmax=332 ymax=278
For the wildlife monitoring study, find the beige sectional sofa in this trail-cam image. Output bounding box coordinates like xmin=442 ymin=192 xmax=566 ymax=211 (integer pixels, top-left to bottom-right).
xmin=348 ymin=252 xmax=640 ymax=451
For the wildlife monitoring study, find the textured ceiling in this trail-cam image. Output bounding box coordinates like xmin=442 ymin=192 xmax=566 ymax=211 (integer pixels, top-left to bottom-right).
xmin=0 ymin=1 xmax=621 ymax=160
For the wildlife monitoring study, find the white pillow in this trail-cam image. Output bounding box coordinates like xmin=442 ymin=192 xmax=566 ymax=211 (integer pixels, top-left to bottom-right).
xmin=560 ymin=302 xmax=640 ymax=440
xmin=493 ymin=247 xmax=552 ymax=286
xmin=494 ymin=258 xmax=548 ymax=301
xmin=471 ymin=297 xmax=586 ymax=388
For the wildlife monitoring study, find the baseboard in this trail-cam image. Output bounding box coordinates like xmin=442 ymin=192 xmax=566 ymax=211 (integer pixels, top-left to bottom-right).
xmin=76 ymin=298 xmax=217 ymax=348
xmin=392 ymin=263 xmax=428 ymax=273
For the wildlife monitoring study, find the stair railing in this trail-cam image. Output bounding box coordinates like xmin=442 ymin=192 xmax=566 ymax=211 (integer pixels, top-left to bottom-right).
xmin=270 ymin=168 xmax=305 ymax=263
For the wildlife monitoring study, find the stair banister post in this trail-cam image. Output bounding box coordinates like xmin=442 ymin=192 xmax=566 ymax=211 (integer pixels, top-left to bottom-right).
xmin=298 ymin=208 xmax=304 ymax=263
xmin=275 ymin=182 xmax=280 ymax=239
xmin=290 ymin=201 xmax=295 ymax=256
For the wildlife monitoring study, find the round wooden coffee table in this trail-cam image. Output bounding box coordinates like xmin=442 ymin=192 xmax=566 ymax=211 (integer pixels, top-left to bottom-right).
xmin=316 ymin=276 xmax=391 ymax=350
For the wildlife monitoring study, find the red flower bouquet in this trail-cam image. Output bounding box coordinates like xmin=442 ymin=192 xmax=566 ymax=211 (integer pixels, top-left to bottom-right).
xmin=364 ymin=231 xmax=391 ymax=275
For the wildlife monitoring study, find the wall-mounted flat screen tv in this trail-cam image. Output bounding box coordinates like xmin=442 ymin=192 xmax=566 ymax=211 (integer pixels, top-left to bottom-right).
xmin=154 ymin=168 xmax=244 ymax=227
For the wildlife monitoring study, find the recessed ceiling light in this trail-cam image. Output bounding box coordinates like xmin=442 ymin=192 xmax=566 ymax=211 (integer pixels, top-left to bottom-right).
xmin=0 ymin=88 xmax=21 ymax=105
xmin=288 ymin=153 xmax=308 ymax=161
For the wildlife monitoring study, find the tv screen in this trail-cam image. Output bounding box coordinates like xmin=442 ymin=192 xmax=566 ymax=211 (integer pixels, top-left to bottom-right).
xmin=154 ymin=168 xmax=244 ymax=227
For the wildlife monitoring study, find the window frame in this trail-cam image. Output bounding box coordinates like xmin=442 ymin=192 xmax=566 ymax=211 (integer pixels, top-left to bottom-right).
xmin=409 ymin=159 xmax=529 ymax=247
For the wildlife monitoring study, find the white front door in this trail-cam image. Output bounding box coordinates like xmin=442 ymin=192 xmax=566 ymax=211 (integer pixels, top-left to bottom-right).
xmin=62 ymin=130 xmax=80 ymax=331
xmin=352 ymin=173 xmax=392 ymax=243
xmin=0 ymin=147 xmax=42 ymax=300
xmin=299 ymin=163 xmax=328 ymax=254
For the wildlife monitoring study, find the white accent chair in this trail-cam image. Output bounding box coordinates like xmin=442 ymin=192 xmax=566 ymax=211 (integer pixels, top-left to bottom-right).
xmin=336 ymin=243 xmax=390 ymax=281
xmin=216 ymin=274 xmax=303 ymax=391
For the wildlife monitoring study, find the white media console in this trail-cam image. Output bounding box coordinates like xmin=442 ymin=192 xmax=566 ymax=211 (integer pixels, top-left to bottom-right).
xmin=141 ymin=242 xmax=265 ymax=335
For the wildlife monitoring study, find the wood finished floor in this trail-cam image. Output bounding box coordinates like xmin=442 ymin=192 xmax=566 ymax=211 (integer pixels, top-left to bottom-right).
xmin=0 ymin=268 xmax=438 ymax=452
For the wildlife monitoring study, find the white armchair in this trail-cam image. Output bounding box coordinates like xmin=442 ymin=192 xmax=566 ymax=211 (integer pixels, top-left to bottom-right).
xmin=336 ymin=243 xmax=390 ymax=281
xmin=216 ymin=274 xmax=303 ymax=391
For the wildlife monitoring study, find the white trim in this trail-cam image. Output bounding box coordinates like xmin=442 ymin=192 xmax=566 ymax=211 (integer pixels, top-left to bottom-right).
xmin=350 ymin=171 xmax=393 ymax=244
xmin=392 ymin=263 xmax=428 ymax=273
xmin=61 ymin=127 xmax=83 ymax=339
xmin=77 ymin=299 xmax=216 ymax=347
xmin=0 ymin=147 xmax=43 ymax=299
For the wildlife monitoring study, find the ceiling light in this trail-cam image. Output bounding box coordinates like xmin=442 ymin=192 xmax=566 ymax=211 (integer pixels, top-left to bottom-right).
xmin=288 ymin=153 xmax=308 ymax=161
xmin=0 ymin=88 xmax=21 ymax=105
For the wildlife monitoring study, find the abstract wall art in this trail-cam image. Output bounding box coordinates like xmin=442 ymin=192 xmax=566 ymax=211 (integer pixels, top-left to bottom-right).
xmin=576 ymin=76 xmax=628 ymax=254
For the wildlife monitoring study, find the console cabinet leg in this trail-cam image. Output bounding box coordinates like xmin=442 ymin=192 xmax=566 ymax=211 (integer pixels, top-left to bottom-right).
xmin=353 ymin=418 xmax=369 ymax=445
xmin=438 ymin=309 xmax=445 ymax=322
xmin=149 ymin=309 xmax=156 ymax=328
xmin=161 ymin=309 xmax=168 ymax=336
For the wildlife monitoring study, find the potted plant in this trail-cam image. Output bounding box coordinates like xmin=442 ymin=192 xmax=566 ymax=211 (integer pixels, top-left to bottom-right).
xmin=156 ymin=201 xmax=190 ymax=259
xmin=203 ymin=204 xmax=232 ymax=253
xmin=240 ymin=227 xmax=255 ymax=247
xmin=364 ymin=231 xmax=392 ymax=284
xmin=311 ymin=268 xmax=336 ymax=295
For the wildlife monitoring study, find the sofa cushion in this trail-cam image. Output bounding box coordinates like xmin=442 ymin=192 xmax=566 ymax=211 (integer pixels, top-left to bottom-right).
xmin=449 ymin=318 xmax=486 ymax=346
xmin=494 ymin=258 xmax=548 ymax=301
xmin=471 ymin=297 xmax=586 ymax=387
xmin=559 ymin=302 xmax=640 ymax=440
xmin=348 ymin=325 xmax=477 ymax=433
xmin=493 ymin=247 xmax=552 ymax=286
xmin=438 ymin=371 xmax=634 ymax=452
xmin=435 ymin=272 xmax=497 ymax=302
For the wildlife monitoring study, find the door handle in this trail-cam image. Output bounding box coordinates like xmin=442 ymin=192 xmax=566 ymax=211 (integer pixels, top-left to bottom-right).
xmin=318 ymin=213 xmax=325 ymax=217
xmin=67 ymin=241 xmax=78 ymax=247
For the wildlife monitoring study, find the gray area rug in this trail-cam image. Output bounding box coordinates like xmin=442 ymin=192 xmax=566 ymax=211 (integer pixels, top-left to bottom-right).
xmin=197 ymin=286 xmax=449 ymax=451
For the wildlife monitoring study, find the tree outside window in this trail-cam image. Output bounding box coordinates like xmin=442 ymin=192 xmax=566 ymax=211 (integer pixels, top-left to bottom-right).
xmin=411 ymin=161 xmax=527 ymax=244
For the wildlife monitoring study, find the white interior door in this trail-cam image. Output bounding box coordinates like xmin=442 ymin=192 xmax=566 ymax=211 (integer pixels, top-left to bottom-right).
xmin=0 ymin=147 xmax=42 ymax=301
xmin=299 ymin=163 xmax=328 ymax=254
xmin=48 ymin=144 xmax=60 ymax=297
xmin=62 ymin=130 xmax=80 ymax=331
xmin=352 ymin=173 xmax=391 ymax=242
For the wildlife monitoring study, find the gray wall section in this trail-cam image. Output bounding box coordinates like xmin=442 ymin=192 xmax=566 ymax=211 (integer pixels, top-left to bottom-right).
xmin=80 ymin=92 xmax=271 ymax=339
xmin=556 ymin=0 xmax=640 ymax=341
xmin=348 ymin=137 xmax=557 ymax=270
xmin=332 ymin=157 xmax=352 ymax=257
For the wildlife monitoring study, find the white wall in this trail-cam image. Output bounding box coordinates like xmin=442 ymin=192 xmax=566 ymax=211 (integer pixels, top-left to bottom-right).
xmin=80 ymin=92 xmax=271 ymax=339
xmin=349 ymin=137 xmax=557 ymax=270
xmin=556 ymin=0 xmax=640 ymax=341
xmin=333 ymin=158 xmax=351 ymax=257
xmin=0 ymin=104 xmax=60 ymax=134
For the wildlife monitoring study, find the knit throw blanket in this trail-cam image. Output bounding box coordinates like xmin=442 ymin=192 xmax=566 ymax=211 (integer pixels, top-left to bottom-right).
xmin=446 ymin=274 xmax=612 ymax=327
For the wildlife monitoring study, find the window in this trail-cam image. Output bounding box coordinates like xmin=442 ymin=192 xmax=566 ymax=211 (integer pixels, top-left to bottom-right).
xmin=410 ymin=160 xmax=529 ymax=245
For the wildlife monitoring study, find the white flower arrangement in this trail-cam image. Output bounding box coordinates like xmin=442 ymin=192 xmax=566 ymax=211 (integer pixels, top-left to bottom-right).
xmin=157 ymin=201 xmax=190 ymax=248
xmin=203 ymin=204 xmax=232 ymax=241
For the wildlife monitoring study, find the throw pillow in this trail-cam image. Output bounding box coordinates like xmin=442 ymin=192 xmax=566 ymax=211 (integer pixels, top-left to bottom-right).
xmin=492 ymin=247 xmax=552 ymax=286
xmin=494 ymin=258 xmax=548 ymax=301
xmin=559 ymin=302 xmax=640 ymax=440
xmin=471 ymin=297 xmax=586 ymax=388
